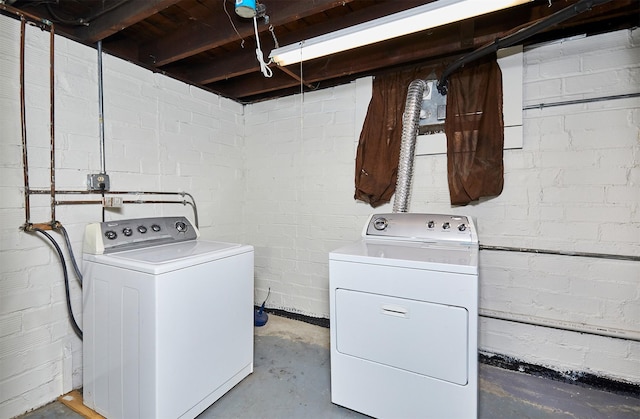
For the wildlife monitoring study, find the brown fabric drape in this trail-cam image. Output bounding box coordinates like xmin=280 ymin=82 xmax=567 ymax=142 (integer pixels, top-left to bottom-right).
xmin=354 ymin=65 xmax=441 ymax=207
xmin=445 ymin=55 xmax=504 ymax=205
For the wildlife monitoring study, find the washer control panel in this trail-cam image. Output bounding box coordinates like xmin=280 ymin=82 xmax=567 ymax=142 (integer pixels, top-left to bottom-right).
xmin=364 ymin=213 xmax=476 ymax=244
xmin=83 ymin=216 xmax=199 ymax=254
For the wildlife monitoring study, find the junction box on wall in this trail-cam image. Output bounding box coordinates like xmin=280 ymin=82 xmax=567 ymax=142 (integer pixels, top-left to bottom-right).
xmin=87 ymin=173 xmax=110 ymax=191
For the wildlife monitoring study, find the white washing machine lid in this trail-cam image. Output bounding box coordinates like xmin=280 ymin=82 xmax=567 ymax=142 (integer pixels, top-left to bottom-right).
xmin=330 ymin=239 xmax=478 ymax=275
xmin=83 ymin=240 xmax=253 ymax=275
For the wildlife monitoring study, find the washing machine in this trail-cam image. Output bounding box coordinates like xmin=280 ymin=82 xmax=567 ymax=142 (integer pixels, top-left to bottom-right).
xmin=82 ymin=216 xmax=254 ymax=419
xmin=329 ymin=213 xmax=479 ymax=419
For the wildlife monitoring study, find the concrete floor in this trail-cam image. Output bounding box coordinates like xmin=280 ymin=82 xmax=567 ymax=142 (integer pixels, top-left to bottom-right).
xmin=18 ymin=314 xmax=640 ymax=419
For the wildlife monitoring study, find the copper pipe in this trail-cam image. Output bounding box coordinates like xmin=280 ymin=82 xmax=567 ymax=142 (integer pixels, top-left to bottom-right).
xmin=0 ymin=3 xmax=54 ymax=26
xmin=29 ymin=222 xmax=56 ymax=231
xmin=19 ymin=16 xmax=30 ymax=224
xmin=3 ymin=3 xmax=198 ymax=229
xmin=4 ymin=2 xmax=56 ymax=227
xmin=54 ymin=198 xmax=198 ymax=225
xmin=30 ymin=189 xmax=196 ymax=200
xmin=55 ymin=199 xmax=191 ymax=205
xmin=29 ymin=189 xmax=198 ymax=205
xmin=32 ymin=189 xmax=198 ymax=223
xmin=53 ymin=200 xmax=104 ymax=205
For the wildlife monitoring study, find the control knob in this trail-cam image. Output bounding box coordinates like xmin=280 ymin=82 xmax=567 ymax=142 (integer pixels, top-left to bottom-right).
xmin=175 ymin=221 xmax=188 ymax=233
xmin=104 ymin=230 xmax=117 ymax=240
xmin=427 ymin=220 xmax=435 ymax=229
xmin=458 ymin=223 xmax=467 ymax=232
xmin=151 ymin=224 xmax=161 ymax=232
xmin=122 ymin=227 xmax=133 ymax=237
xmin=137 ymin=225 xmax=147 ymax=234
xmin=373 ymin=217 xmax=388 ymax=231
xmin=442 ymin=222 xmax=450 ymax=230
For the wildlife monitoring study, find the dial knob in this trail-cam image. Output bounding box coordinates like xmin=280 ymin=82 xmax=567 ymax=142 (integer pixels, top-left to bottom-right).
xmin=175 ymin=221 xmax=188 ymax=233
xmin=151 ymin=224 xmax=161 ymax=232
xmin=427 ymin=220 xmax=435 ymax=229
xmin=373 ymin=217 xmax=388 ymax=231
xmin=137 ymin=225 xmax=147 ymax=234
xmin=104 ymin=230 xmax=117 ymax=240
xmin=122 ymin=227 xmax=133 ymax=237
xmin=442 ymin=222 xmax=450 ymax=230
xmin=458 ymin=223 xmax=467 ymax=232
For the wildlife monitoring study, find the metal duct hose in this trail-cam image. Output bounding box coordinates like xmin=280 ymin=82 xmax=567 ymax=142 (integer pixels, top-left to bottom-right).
xmin=393 ymin=79 xmax=428 ymax=213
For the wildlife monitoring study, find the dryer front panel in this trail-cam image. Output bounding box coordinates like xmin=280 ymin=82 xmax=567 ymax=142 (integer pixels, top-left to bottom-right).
xmin=335 ymin=288 xmax=468 ymax=385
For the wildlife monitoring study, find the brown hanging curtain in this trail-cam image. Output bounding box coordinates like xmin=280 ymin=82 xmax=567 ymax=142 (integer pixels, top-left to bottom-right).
xmin=444 ymin=55 xmax=504 ymax=205
xmin=354 ymin=64 xmax=441 ymax=207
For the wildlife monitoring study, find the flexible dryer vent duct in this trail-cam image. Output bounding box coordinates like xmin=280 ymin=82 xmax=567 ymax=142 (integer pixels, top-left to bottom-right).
xmin=392 ymin=79 xmax=428 ymax=213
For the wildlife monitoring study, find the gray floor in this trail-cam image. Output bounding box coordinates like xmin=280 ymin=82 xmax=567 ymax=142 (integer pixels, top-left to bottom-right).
xmin=18 ymin=315 xmax=640 ymax=419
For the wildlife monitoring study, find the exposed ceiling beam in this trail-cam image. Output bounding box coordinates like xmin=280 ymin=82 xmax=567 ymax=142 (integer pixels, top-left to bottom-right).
xmin=135 ymin=0 xmax=357 ymax=67
xmin=213 ymin=0 xmax=638 ymax=101
xmin=71 ymin=0 xmax=182 ymax=44
xmin=214 ymin=25 xmax=493 ymax=99
xmin=186 ymin=0 xmax=427 ymax=85
xmin=11 ymin=0 xmax=634 ymax=103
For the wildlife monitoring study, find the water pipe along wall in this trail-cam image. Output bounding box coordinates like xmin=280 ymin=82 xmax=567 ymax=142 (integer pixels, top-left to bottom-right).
xmin=2 ymin=3 xmax=201 ymax=233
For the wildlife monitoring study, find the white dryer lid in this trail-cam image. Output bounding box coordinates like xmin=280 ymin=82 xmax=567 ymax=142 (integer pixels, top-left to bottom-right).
xmin=330 ymin=239 xmax=478 ymax=275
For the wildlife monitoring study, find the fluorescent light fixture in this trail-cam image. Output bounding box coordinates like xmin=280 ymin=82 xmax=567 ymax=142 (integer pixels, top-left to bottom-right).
xmin=269 ymin=0 xmax=532 ymax=66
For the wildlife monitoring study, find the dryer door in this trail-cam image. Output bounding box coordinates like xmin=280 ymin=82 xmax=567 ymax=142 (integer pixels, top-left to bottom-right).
xmin=335 ymin=288 xmax=468 ymax=385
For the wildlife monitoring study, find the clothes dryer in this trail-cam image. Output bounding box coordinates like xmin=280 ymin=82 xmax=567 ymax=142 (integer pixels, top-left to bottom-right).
xmin=329 ymin=213 xmax=479 ymax=419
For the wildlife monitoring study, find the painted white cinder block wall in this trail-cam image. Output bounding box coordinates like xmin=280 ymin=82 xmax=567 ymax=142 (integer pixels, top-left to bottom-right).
xmin=1 ymin=12 xmax=638 ymax=417
xmin=0 ymin=16 xmax=245 ymax=418
xmin=245 ymin=28 xmax=640 ymax=384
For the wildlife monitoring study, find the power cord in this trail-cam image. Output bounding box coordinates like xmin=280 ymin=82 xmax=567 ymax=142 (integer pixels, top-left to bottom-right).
xmin=254 ymin=287 xmax=271 ymax=326
xmin=33 ymin=228 xmax=83 ymax=340
xmin=59 ymin=225 xmax=83 ymax=284
xmin=253 ymin=16 xmax=272 ymax=77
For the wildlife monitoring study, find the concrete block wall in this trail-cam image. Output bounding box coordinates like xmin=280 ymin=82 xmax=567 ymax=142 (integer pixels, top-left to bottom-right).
xmin=475 ymin=29 xmax=639 ymax=384
xmin=245 ymin=28 xmax=639 ymax=384
xmin=0 ymin=15 xmax=244 ymax=418
xmin=244 ymin=88 xmax=375 ymax=315
xmin=1 ymin=11 xmax=638 ymax=416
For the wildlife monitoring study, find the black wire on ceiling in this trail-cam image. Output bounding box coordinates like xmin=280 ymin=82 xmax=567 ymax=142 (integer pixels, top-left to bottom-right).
xmin=34 ymin=0 xmax=131 ymax=26
xmin=437 ymin=0 xmax=615 ymax=95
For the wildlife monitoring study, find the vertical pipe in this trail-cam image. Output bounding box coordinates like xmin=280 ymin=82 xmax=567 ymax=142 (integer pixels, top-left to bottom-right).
xmin=49 ymin=23 xmax=56 ymax=223
xmin=20 ymin=17 xmax=30 ymax=225
xmin=97 ymin=41 xmax=106 ymax=175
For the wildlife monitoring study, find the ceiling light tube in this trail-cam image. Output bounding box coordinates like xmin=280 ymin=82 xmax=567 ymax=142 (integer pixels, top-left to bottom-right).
xmin=269 ymin=0 xmax=532 ymax=66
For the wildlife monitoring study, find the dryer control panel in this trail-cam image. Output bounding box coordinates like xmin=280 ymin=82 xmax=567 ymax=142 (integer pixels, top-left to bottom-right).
xmin=364 ymin=213 xmax=477 ymax=244
xmin=83 ymin=216 xmax=199 ymax=254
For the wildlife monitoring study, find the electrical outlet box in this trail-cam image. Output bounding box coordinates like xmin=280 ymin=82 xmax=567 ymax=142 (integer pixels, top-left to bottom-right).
xmin=419 ymin=80 xmax=447 ymax=127
xmin=87 ymin=173 xmax=110 ymax=191
xmin=103 ymin=196 xmax=123 ymax=208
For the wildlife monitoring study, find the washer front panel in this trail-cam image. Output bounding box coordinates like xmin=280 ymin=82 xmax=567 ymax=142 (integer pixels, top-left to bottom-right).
xmin=83 ymin=216 xmax=200 ymax=254
xmin=82 ymin=242 xmax=254 ymax=419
